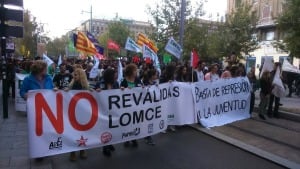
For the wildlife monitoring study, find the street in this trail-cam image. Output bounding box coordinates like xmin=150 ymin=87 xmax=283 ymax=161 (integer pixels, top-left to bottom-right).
xmin=50 ymin=127 xmax=284 ymax=169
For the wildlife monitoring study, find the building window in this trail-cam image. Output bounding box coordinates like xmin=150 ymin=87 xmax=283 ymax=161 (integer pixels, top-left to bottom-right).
xmin=266 ymin=31 xmax=274 ymax=41
xmin=235 ymin=0 xmax=241 ymax=8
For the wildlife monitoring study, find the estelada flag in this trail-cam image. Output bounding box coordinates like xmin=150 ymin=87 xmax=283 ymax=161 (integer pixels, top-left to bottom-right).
xmin=107 ymin=39 xmax=120 ymax=53
xmin=136 ymin=33 xmax=158 ymax=53
xmin=191 ymin=49 xmax=199 ymax=68
xmin=75 ymin=31 xmax=97 ymax=55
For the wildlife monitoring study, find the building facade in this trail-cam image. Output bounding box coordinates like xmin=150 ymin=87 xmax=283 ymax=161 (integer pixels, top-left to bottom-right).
xmin=80 ymin=18 xmax=153 ymax=38
xmin=227 ymin=0 xmax=298 ymax=75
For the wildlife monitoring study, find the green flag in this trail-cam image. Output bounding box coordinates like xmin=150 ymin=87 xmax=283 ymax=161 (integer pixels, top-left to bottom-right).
xmin=163 ymin=54 xmax=172 ymax=64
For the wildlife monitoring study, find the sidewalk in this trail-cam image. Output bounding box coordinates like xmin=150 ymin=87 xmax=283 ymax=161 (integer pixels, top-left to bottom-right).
xmin=0 ymin=81 xmax=52 ymax=169
xmin=253 ymin=90 xmax=300 ymax=121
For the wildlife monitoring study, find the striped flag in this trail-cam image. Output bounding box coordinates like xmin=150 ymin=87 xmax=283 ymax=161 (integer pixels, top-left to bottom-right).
xmin=86 ymin=31 xmax=104 ymax=55
xmin=136 ymin=33 xmax=158 ymax=53
xmin=75 ymin=31 xmax=97 ymax=55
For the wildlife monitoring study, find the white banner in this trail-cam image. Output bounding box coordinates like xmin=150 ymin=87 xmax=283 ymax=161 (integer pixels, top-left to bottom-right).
xmin=282 ymin=59 xmax=300 ymax=74
xmin=164 ymin=37 xmax=182 ymax=59
xmin=26 ymin=80 xmax=250 ymax=158
xmin=192 ymin=77 xmax=251 ymax=128
xmin=15 ymin=73 xmax=28 ymax=112
xmin=165 ymin=82 xmax=197 ymax=125
xmin=27 ymin=85 xmax=169 ymax=158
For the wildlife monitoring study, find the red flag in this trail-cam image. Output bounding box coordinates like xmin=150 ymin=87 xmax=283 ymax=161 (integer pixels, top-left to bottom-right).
xmin=107 ymin=39 xmax=120 ymax=52
xmin=191 ymin=49 xmax=199 ymax=68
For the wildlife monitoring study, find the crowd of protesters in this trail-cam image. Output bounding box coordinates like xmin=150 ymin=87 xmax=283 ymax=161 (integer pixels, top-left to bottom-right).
xmin=0 ymin=52 xmax=294 ymax=161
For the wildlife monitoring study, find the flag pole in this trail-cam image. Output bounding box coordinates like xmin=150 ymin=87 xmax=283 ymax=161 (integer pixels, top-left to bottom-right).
xmin=192 ymin=67 xmax=194 ymax=83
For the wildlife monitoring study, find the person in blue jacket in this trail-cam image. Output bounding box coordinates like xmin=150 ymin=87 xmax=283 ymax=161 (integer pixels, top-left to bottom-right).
xmin=20 ymin=60 xmax=54 ymax=100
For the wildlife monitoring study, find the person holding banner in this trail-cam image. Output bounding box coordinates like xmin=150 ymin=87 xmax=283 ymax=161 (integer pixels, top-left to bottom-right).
xmin=65 ymin=68 xmax=91 ymax=161
xmin=19 ymin=60 xmax=54 ymax=162
xmin=159 ymin=64 xmax=177 ymax=132
xmin=204 ymin=63 xmax=220 ymax=81
xmin=53 ymin=63 xmax=73 ymax=90
xmin=258 ymin=70 xmax=272 ymax=120
xmin=176 ymin=65 xmax=189 ymax=82
xmin=20 ymin=60 xmax=54 ymax=101
xmin=95 ymin=68 xmax=119 ymax=157
xmin=194 ymin=61 xmax=206 ymax=81
xmin=141 ymin=69 xmax=159 ymax=145
xmin=121 ymin=63 xmax=143 ymax=147
xmin=267 ymin=62 xmax=282 ymax=118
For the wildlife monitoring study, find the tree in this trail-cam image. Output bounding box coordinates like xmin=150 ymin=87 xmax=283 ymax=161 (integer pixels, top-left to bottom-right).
xmin=222 ymin=2 xmax=258 ymax=57
xmin=14 ymin=10 xmax=38 ymax=59
xmin=98 ymin=21 xmax=131 ymax=59
xmin=277 ymin=0 xmax=300 ymax=58
xmin=147 ymin=0 xmax=206 ymax=60
xmin=46 ymin=35 xmax=68 ymax=58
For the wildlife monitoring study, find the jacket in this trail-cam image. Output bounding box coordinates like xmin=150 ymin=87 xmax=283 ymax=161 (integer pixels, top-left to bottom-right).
xmin=20 ymin=74 xmax=54 ymax=98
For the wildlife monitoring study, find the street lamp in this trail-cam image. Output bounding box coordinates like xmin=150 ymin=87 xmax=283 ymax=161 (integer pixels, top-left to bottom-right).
xmin=81 ymin=5 xmax=93 ymax=33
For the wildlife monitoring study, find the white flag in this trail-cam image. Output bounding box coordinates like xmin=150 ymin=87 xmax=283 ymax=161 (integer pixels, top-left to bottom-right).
xmin=89 ymin=56 xmax=100 ymax=79
xmin=125 ymin=37 xmax=141 ymax=53
xmin=117 ymin=59 xmax=123 ymax=85
xmin=143 ymin=45 xmax=157 ymax=60
xmin=57 ymin=55 xmax=62 ymax=66
xmin=164 ymin=37 xmax=182 ymax=59
xmin=282 ymin=59 xmax=300 ymax=74
xmin=42 ymin=54 xmax=54 ymax=67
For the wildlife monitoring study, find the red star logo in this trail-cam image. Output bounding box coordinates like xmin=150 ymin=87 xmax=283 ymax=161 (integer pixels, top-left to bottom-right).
xmin=76 ymin=136 xmax=88 ymax=146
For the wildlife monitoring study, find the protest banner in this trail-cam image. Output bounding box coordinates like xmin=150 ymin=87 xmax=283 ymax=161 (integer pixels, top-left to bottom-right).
xmin=15 ymin=73 xmax=28 ymax=112
xmin=192 ymin=77 xmax=251 ymax=128
xmin=26 ymin=80 xmax=250 ymax=157
xmin=165 ymin=82 xmax=197 ymax=125
xmin=26 ymin=85 xmax=169 ymax=158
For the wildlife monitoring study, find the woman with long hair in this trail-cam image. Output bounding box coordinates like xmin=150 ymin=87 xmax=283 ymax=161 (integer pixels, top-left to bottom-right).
xmin=66 ymin=68 xmax=90 ymax=161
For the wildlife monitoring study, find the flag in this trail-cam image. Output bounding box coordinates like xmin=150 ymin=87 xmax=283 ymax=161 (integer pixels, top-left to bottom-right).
xmin=75 ymin=31 xmax=97 ymax=55
xmin=143 ymin=45 xmax=157 ymax=60
xmin=260 ymin=56 xmax=274 ymax=77
xmin=57 ymin=55 xmax=62 ymax=66
xmin=86 ymin=31 xmax=104 ymax=55
xmin=191 ymin=49 xmax=199 ymax=68
xmin=282 ymin=59 xmax=300 ymax=74
xmin=107 ymin=39 xmax=120 ymax=53
xmin=165 ymin=37 xmax=182 ymax=59
xmin=136 ymin=33 xmax=158 ymax=53
xmin=89 ymin=56 xmax=100 ymax=79
xmin=125 ymin=37 xmax=141 ymax=53
xmin=132 ymin=55 xmax=140 ymax=63
xmin=42 ymin=53 xmax=54 ymax=67
xmin=117 ymin=59 xmax=123 ymax=85
xmin=272 ymin=67 xmax=285 ymax=97
xmin=163 ymin=54 xmax=172 ymax=64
